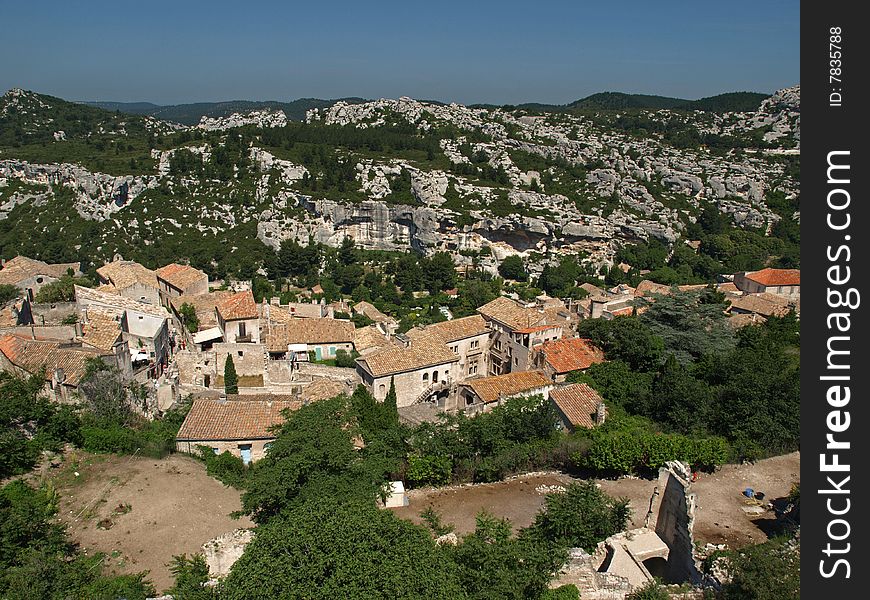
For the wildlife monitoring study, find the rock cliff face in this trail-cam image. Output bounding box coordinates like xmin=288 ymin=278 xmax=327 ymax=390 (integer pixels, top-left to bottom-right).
xmin=0 ymin=86 xmax=800 ymax=271
xmin=0 ymin=160 xmax=157 ymax=220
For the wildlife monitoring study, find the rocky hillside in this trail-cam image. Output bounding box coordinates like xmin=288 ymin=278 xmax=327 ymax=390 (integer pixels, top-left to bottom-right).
xmin=0 ymin=86 xmax=799 ymax=278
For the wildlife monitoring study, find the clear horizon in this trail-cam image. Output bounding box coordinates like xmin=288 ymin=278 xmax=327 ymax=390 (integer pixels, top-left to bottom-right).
xmin=1 ymin=0 xmax=799 ymax=106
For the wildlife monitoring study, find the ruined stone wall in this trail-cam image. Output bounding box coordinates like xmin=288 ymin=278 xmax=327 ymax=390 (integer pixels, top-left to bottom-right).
xmin=648 ymin=461 xmax=703 ymax=585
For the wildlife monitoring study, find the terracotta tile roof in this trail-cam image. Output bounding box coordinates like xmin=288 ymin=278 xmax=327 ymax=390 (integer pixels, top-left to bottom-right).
xmin=0 ymin=333 xmax=105 ymax=386
xmin=610 ymin=306 xmax=635 ymax=317
xmin=176 ymin=396 xmax=301 ymax=441
xmin=75 ymin=285 xmax=168 ymax=318
xmin=216 ymin=290 xmax=258 ymax=321
xmin=579 ymin=283 xmax=608 ymax=298
xmin=745 ymin=268 xmax=800 ymax=287
xmin=81 ymin=309 xmax=123 ymax=351
xmin=728 ymin=312 xmax=767 ymax=329
xmin=353 ymin=301 xmax=393 ymax=323
xmin=97 ymin=260 xmax=158 ymax=291
xmin=717 ymin=282 xmax=740 ymax=293
xmin=300 ymin=379 xmax=348 ymax=402
xmin=285 ymin=317 xmax=354 ymax=344
xmin=477 ymin=296 xmax=547 ymax=331
xmin=728 ymin=293 xmax=793 ymax=318
xmin=539 ymin=338 xmax=605 ymax=374
xmin=550 ymin=383 xmax=604 ymax=429
xmin=464 ymin=370 xmax=551 ymax=404
xmin=0 ymin=256 xmax=80 ymax=286
xmin=635 ymin=280 xmax=673 ymax=297
xmin=171 ymin=291 xmax=233 ymax=330
xmin=354 ymin=324 xmax=396 ymax=354
xmin=156 ymin=263 xmax=208 ymax=292
xmin=406 ymin=315 xmax=489 ymax=343
xmin=357 ymin=339 xmax=458 ymax=378
xmin=0 ymin=299 xmax=28 ymax=327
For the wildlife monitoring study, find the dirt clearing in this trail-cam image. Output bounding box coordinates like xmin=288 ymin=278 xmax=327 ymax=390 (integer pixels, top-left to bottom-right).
xmin=392 ymin=452 xmax=800 ymax=550
xmin=33 ymin=451 xmax=252 ymax=593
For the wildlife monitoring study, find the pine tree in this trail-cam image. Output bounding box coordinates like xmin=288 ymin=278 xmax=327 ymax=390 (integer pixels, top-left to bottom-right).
xmin=384 ymin=377 xmax=398 ymax=426
xmin=224 ymin=355 xmax=239 ymax=395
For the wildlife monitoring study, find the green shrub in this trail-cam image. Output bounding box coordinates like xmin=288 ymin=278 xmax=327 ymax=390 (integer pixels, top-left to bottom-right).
xmin=406 ymin=455 xmax=452 ymax=487
xmin=198 ymin=446 xmax=250 ymax=489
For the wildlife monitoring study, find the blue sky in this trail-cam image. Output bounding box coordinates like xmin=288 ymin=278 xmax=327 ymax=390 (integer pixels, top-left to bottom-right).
xmin=0 ymin=0 xmax=799 ymax=105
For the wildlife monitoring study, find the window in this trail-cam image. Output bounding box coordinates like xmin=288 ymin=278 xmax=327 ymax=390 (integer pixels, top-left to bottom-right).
xmin=239 ymin=322 xmax=247 ymax=338
xmin=238 ymin=350 xmax=243 ymax=357
xmin=379 ymin=384 xmax=386 ymax=394
xmin=329 ymin=346 xmax=336 ymax=356
xmin=433 ymin=371 xmax=439 ymax=383
xmin=212 ymin=447 xmax=220 ymax=454
xmin=36 ymin=277 xmax=44 ymax=284
xmin=422 ymin=372 xmax=429 ymax=383
xmin=264 ymin=442 xmax=273 ymax=453
xmin=514 ymin=357 xmax=519 ymax=366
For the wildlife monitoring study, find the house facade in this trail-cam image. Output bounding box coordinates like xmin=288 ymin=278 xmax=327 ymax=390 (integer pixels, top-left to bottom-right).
xmin=478 ymin=297 xmax=563 ymax=375
xmin=216 ymin=290 xmax=260 ymax=344
xmin=406 ymin=315 xmax=490 ymax=379
xmin=356 ymin=339 xmax=459 ymax=407
xmin=155 ymin=263 xmax=209 ymax=308
xmin=175 ymin=395 xmax=301 ymax=464
xmin=0 ymin=256 xmax=82 ymax=302
xmin=96 ymin=259 xmax=161 ymax=306
xmin=458 ymin=370 xmax=553 ymax=414
xmin=734 ymin=268 xmax=800 ymax=298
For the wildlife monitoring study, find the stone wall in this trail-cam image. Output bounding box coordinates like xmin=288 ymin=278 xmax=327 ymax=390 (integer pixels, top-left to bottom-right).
xmin=647 ymin=461 xmax=703 ymax=585
xmin=30 ymin=302 xmax=77 ymax=325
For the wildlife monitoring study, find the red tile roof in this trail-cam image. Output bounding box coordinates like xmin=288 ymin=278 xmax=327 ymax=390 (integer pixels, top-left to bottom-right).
xmin=549 ymin=383 xmax=605 ymax=429
xmin=745 ymin=268 xmax=800 ymax=287
xmin=0 ymin=333 xmax=105 ymax=386
xmin=464 ymin=370 xmax=552 ymax=404
xmin=176 ymin=396 xmax=301 ymax=441
xmin=156 ymin=263 xmax=208 ymax=291
xmin=539 ymin=338 xmax=605 ymax=374
xmin=216 ymin=290 xmax=258 ymax=321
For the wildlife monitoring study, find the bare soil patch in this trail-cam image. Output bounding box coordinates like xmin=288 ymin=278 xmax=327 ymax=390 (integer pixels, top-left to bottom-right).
xmin=391 ymin=452 xmax=800 ymax=550
xmin=33 ymin=450 xmax=252 ymax=593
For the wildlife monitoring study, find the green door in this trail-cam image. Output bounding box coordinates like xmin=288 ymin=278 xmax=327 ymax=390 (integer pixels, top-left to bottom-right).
xmin=315 ymin=347 xmax=322 ymax=361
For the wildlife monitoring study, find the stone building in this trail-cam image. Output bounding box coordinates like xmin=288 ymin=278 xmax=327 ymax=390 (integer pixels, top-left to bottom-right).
xmin=0 ymin=255 xmax=82 ymax=301
xmin=734 ymin=268 xmax=800 ymax=298
xmin=548 ymin=383 xmax=606 ymax=432
xmin=477 ymin=297 xmax=563 ymax=375
xmin=406 ymin=315 xmax=489 ymax=379
xmin=356 ymin=338 xmax=459 ymax=407
xmin=216 ymin=290 xmax=260 ymax=344
xmin=458 ymin=369 xmax=553 ymax=414
xmin=263 ymin=317 xmax=354 ymax=361
xmin=175 ymin=395 xmax=301 ymax=464
xmin=96 ymin=258 xmax=161 ymax=306
xmin=155 ymin=263 xmax=209 ymax=308
xmin=75 ymin=285 xmax=171 ymax=376
xmin=0 ymin=333 xmax=113 ymax=402
xmin=533 ymin=337 xmax=605 ymax=382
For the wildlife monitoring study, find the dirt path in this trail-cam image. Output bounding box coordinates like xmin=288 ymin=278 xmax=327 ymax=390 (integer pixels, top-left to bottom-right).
xmin=391 ymin=452 xmax=800 ymax=550
xmin=35 ymin=451 xmax=253 ymax=593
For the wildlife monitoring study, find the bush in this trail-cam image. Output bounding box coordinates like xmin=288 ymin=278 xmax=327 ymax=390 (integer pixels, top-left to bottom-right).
xmin=579 ymin=425 xmax=729 ymax=475
xmin=526 ymin=481 xmax=630 ymax=551
xmin=406 ymin=455 xmax=452 ymax=487
xmin=334 ymin=349 xmax=359 ymax=368
xmin=199 ymin=446 xmax=250 ymax=489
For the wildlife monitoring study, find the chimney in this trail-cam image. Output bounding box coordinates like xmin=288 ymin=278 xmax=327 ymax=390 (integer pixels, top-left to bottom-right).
xmin=74 ymin=320 xmax=83 ymax=337
xmin=395 ymin=333 xmax=411 ymax=348
xmin=53 ymin=368 xmax=66 ymax=385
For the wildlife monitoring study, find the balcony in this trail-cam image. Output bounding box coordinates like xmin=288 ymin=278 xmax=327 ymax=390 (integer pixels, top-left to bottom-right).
xmin=236 ymin=334 xmax=253 ymax=343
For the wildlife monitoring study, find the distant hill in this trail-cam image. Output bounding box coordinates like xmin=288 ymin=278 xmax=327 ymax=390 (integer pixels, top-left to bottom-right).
xmin=471 ymin=91 xmax=769 ymax=114
xmin=567 ymin=91 xmax=768 ymax=112
xmin=84 ymin=97 xmax=368 ymax=124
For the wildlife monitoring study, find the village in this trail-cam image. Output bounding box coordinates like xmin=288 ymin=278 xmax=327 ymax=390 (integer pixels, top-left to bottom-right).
xmin=0 ymin=253 xmax=799 ymax=464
